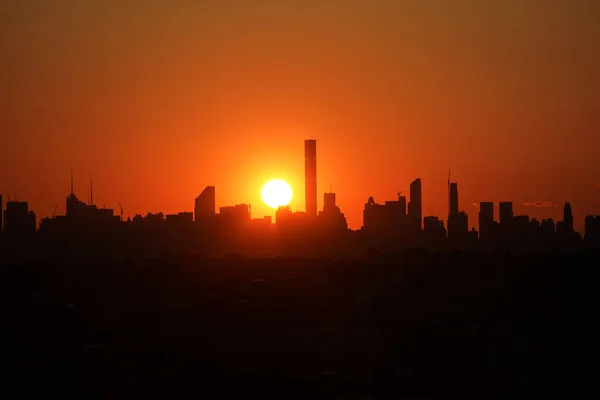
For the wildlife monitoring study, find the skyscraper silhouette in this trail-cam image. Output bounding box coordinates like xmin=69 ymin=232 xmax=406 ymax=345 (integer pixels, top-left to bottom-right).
xmin=564 ymin=202 xmax=574 ymax=234
xmin=195 ymin=186 xmax=216 ymax=222
xmin=0 ymin=194 xmax=3 ymax=233
xmin=449 ymin=183 xmax=459 ymax=217
xmin=499 ymin=202 xmax=513 ymax=226
xmin=323 ymin=192 xmax=336 ymax=213
xmin=408 ymin=178 xmax=422 ymax=231
xmin=304 ymin=140 xmax=317 ymax=217
xmin=319 ymin=191 xmax=348 ymax=232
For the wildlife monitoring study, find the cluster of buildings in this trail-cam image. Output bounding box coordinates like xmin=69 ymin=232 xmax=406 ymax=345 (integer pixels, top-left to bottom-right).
xmin=1 ymin=139 xmax=600 ymax=255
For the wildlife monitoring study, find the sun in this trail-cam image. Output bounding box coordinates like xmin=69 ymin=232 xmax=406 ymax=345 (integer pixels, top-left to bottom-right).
xmin=261 ymin=180 xmax=293 ymax=209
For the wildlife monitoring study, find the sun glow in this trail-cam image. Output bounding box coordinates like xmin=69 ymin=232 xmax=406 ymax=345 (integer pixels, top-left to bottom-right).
xmin=261 ymin=180 xmax=293 ymax=209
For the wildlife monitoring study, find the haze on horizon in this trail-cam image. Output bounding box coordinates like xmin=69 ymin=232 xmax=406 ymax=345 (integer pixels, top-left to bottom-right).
xmin=1 ymin=0 xmax=599 ymax=231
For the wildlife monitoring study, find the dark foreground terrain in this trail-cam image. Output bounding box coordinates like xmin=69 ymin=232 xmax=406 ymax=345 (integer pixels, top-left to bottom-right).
xmin=3 ymin=250 xmax=600 ymax=399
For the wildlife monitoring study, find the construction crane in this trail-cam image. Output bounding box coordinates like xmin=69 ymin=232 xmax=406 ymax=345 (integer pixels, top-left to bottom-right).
xmin=397 ymin=190 xmax=403 ymax=197
xmin=428 ymin=207 xmax=438 ymax=218
xmin=118 ymin=203 xmax=124 ymax=222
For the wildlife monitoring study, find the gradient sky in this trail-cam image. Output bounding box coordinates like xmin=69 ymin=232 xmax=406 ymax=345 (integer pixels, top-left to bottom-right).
xmin=1 ymin=0 xmax=599 ymax=231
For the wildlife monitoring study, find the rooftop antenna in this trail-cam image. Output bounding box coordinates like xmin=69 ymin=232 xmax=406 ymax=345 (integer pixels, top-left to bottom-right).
xmin=118 ymin=203 xmax=124 ymax=222
xmin=52 ymin=205 xmax=57 ymax=218
xmin=13 ymin=192 xmax=18 ymax=201
xmin=90 ymin=177 xmax=93 ymax=205
xmin=6 ymin=192 xmax=10 ymax=202
xmin=70 ymin=170 xmax=74 ymax=194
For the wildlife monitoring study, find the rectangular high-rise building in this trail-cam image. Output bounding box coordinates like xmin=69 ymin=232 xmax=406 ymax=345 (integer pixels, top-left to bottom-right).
xmin=479 ymin=202 xmax=494 ymax=241
xmin=499 ymin=202 xmax=513 ymax=226
xmin=323 ymin=192 xmax=336 ymax=213
xmin=195 ymin=186 xmax=216 ymax=222
xmin=304 ymin=139 xmax=317 ymax=217
xmin=408 ymin=178 xmax=422 ymax=231
xmin=449 ymin=182 xmax=459 ymax=216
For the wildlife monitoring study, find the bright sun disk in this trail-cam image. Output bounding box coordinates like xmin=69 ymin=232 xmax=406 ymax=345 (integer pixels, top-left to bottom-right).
xmin=261 ymin=180 xmax=293 ymax=209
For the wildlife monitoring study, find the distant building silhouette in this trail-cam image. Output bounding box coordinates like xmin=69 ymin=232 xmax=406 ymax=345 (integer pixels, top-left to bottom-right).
xmin=4 ymin=201 xmax=36 ymax=238
xmin=499 ymin=202 xmax=513 ymax=226
xmin=195 ymin=186 xmax=216 ymax=222
xmin=166 ymin=212 xmax=194 ymax=226
xmin=541 ymin=218 xmax=555 ymax=238
xmin=447 ymin=181 xmax=468 ymax=242
xmin=251 ymin=216 xmax=272 ymax=230
xmin=512 ymin=215 xmax=531 ymax=244
xmin=304 ymin=139 xmax=317 ymax=217
xmin=1 ymin=139 xmax=597 ymax=257
xmin=408 ymin=178 xmax=422 ymax=231
xmin=563 ymin=203 xmax=574 ymax=235
xmin=479 ymin=202 xmax=494 ymax=242
xmin=276 ymin=206 xmax=313 ymax=234
xmin=363 ymin=193 xmax=408 ymax=235
xmin=276 ymin=205 xmax=292 ymax=225
xmin=584 ymin=215 xmax=600 ymax=245
xmin=449 ymin=183 xmax=459 ymax=216
xmin=66 ymin=171 xmax=89 ymax=219
xmin=323 ymin=192 xmax=336 ymax=213
xmin=318 ymin=192 xmax=348 ymax=233
xmin=498 ymin=202 xmax=513 ymax=243
xmin=423 ymin=215 xmax=446 ymax=248
xmin=219 ymin=204 xmax=251 ymax=230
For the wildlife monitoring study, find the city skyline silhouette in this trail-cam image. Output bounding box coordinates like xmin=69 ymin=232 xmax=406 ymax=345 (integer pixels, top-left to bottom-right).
xmin=1 ymin=1 xmax=599 ymax=232
xmin=1 ymin=136 xmax=597 ymax=234
xmin=2 ymin=138 xmax=598 ymax=262
xmin=3 ymin=2 xmax=600 ymax=398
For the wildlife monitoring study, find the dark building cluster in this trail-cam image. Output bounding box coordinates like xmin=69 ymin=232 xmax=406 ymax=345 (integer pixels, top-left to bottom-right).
xmin=1 ymin=139 xmax=599 ymax=259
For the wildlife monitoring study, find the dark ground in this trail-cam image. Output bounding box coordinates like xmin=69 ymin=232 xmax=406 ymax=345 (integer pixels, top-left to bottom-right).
xmin=2 ymin=250 xmax=600 ymax=399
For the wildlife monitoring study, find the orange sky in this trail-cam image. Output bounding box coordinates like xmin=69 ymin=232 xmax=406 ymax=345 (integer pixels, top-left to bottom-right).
xmin=1 ymin=0 xmax=599 ymax=231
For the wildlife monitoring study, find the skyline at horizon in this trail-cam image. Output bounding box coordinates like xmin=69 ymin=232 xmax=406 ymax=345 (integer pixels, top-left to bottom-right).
xmin=1 ymin=0 xmax=599 ymax=230
xmin=2 ymin=144 xmax=597 ymax=234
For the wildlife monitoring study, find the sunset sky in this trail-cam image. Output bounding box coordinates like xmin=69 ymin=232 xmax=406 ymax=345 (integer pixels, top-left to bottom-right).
xmin=1 ymin=0 xmax=599 ymax=231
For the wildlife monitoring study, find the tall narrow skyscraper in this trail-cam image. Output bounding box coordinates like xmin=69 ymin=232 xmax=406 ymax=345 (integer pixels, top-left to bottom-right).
xmin=408 ymin=178 xmax=422 ymax=231
xmin=304 ymin=139 xmax=317 ymax=217
xmin=563 ymin=202 xmax=574 ymax=234
xmin=449 ymin=183 xmax=459 ymax=216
